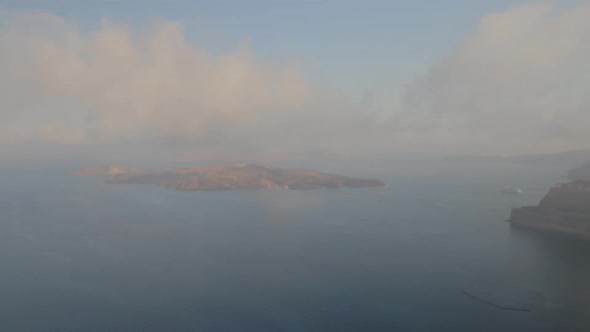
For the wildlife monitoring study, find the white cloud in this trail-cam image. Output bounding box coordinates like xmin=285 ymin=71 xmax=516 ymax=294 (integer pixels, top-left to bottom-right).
xmin=1 ymin=3 xmax=590 ymax=163
xmin=0 ymin=11 xmax=383 ymax=162
xmin=397 ymin=2 xmax=590 ymax=155
xmin=0 ymin=12 xmax=316 ymax=144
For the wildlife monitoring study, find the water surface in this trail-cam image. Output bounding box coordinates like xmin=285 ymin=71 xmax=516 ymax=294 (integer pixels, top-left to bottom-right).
xmin=0 ymin=162 xmax=589 ymax=331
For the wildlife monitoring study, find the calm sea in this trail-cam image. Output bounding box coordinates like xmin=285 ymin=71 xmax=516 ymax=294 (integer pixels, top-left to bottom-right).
xmin=0 ymin=161 xmax=589 ymax=331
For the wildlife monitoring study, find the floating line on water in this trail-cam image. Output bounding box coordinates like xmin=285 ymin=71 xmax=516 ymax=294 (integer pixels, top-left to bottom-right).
xmin=462 ymin=284 xmax=545 ymax=312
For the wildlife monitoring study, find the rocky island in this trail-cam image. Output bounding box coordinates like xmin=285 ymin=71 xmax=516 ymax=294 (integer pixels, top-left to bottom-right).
xmin=510 ymin=180 xmax=590 ymax=240
xmin=74 ymin=163 xmax=385 ymax=191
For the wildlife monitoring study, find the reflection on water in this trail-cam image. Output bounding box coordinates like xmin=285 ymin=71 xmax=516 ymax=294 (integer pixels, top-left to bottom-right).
xmin=0 ymin=165 xmax=589 ymax=331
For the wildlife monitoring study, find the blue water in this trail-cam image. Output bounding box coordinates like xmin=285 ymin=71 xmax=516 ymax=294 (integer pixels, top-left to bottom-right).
xmin=0 ymin=162 xmax=589 ymax=331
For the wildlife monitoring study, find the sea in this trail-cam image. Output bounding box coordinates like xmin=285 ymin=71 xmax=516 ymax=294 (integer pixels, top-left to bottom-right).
xmin=0 ymin=160 xmax=589 ymax=331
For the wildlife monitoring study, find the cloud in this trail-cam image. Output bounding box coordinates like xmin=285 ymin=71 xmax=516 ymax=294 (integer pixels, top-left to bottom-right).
xmin=1 ymin=12 xmax=314 ymax=142
xmin=396 ymin=2 xmax=590 ymax=155
xmin=0 ymin=10 xmax=385 ymax=162
xmin=1 ymin=3 xmax=590 ymax=163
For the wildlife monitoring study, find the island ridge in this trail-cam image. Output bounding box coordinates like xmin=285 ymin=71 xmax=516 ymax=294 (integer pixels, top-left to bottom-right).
xmin=75 ymin=163 xmax=385 ymax=191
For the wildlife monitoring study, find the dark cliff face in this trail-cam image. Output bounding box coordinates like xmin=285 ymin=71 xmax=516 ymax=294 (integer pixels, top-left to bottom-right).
xmin=510 ymin=180 xmax=590 ymax=240
xmin=540 ymin=181 xmax=590 ymax=214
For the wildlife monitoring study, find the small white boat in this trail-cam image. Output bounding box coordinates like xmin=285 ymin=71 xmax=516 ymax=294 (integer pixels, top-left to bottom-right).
xmin=501 ymin=187 xmax=524 ymax=194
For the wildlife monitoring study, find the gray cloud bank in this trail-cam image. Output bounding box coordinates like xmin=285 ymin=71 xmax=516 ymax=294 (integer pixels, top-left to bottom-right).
xmin=1 ymin=2 xmax=589 ymax=164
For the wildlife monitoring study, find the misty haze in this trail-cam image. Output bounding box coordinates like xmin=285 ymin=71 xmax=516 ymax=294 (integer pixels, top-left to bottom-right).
xmin=1 ymin=1 xmax=590 ymax=331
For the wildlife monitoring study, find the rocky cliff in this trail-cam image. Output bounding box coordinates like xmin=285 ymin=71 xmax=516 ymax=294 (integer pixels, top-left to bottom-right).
xmin=510 ymin=180 xmax=590 ymax=239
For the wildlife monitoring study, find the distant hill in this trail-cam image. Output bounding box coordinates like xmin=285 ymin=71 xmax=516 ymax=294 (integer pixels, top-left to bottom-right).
xmin=446 ymin=149 xmax=590 ymax=168
xmin=74 ymin=163 xmax=385 ymax=191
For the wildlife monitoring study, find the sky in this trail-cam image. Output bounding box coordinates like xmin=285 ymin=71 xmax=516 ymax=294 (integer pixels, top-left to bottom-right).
xmin=0 ymin=0 xmax=589 ymax=164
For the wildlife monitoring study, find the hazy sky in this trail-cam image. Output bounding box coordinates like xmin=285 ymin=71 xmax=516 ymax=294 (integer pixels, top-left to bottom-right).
xmin=0 ymin=0 xmax=589 ymax=163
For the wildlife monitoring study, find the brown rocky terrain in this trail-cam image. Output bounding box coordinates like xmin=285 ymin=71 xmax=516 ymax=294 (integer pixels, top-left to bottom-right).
xmin=75 ymin=163 xmax=384 ymax=191
xmin=510 ymin=180 xmax=590 ymax=240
